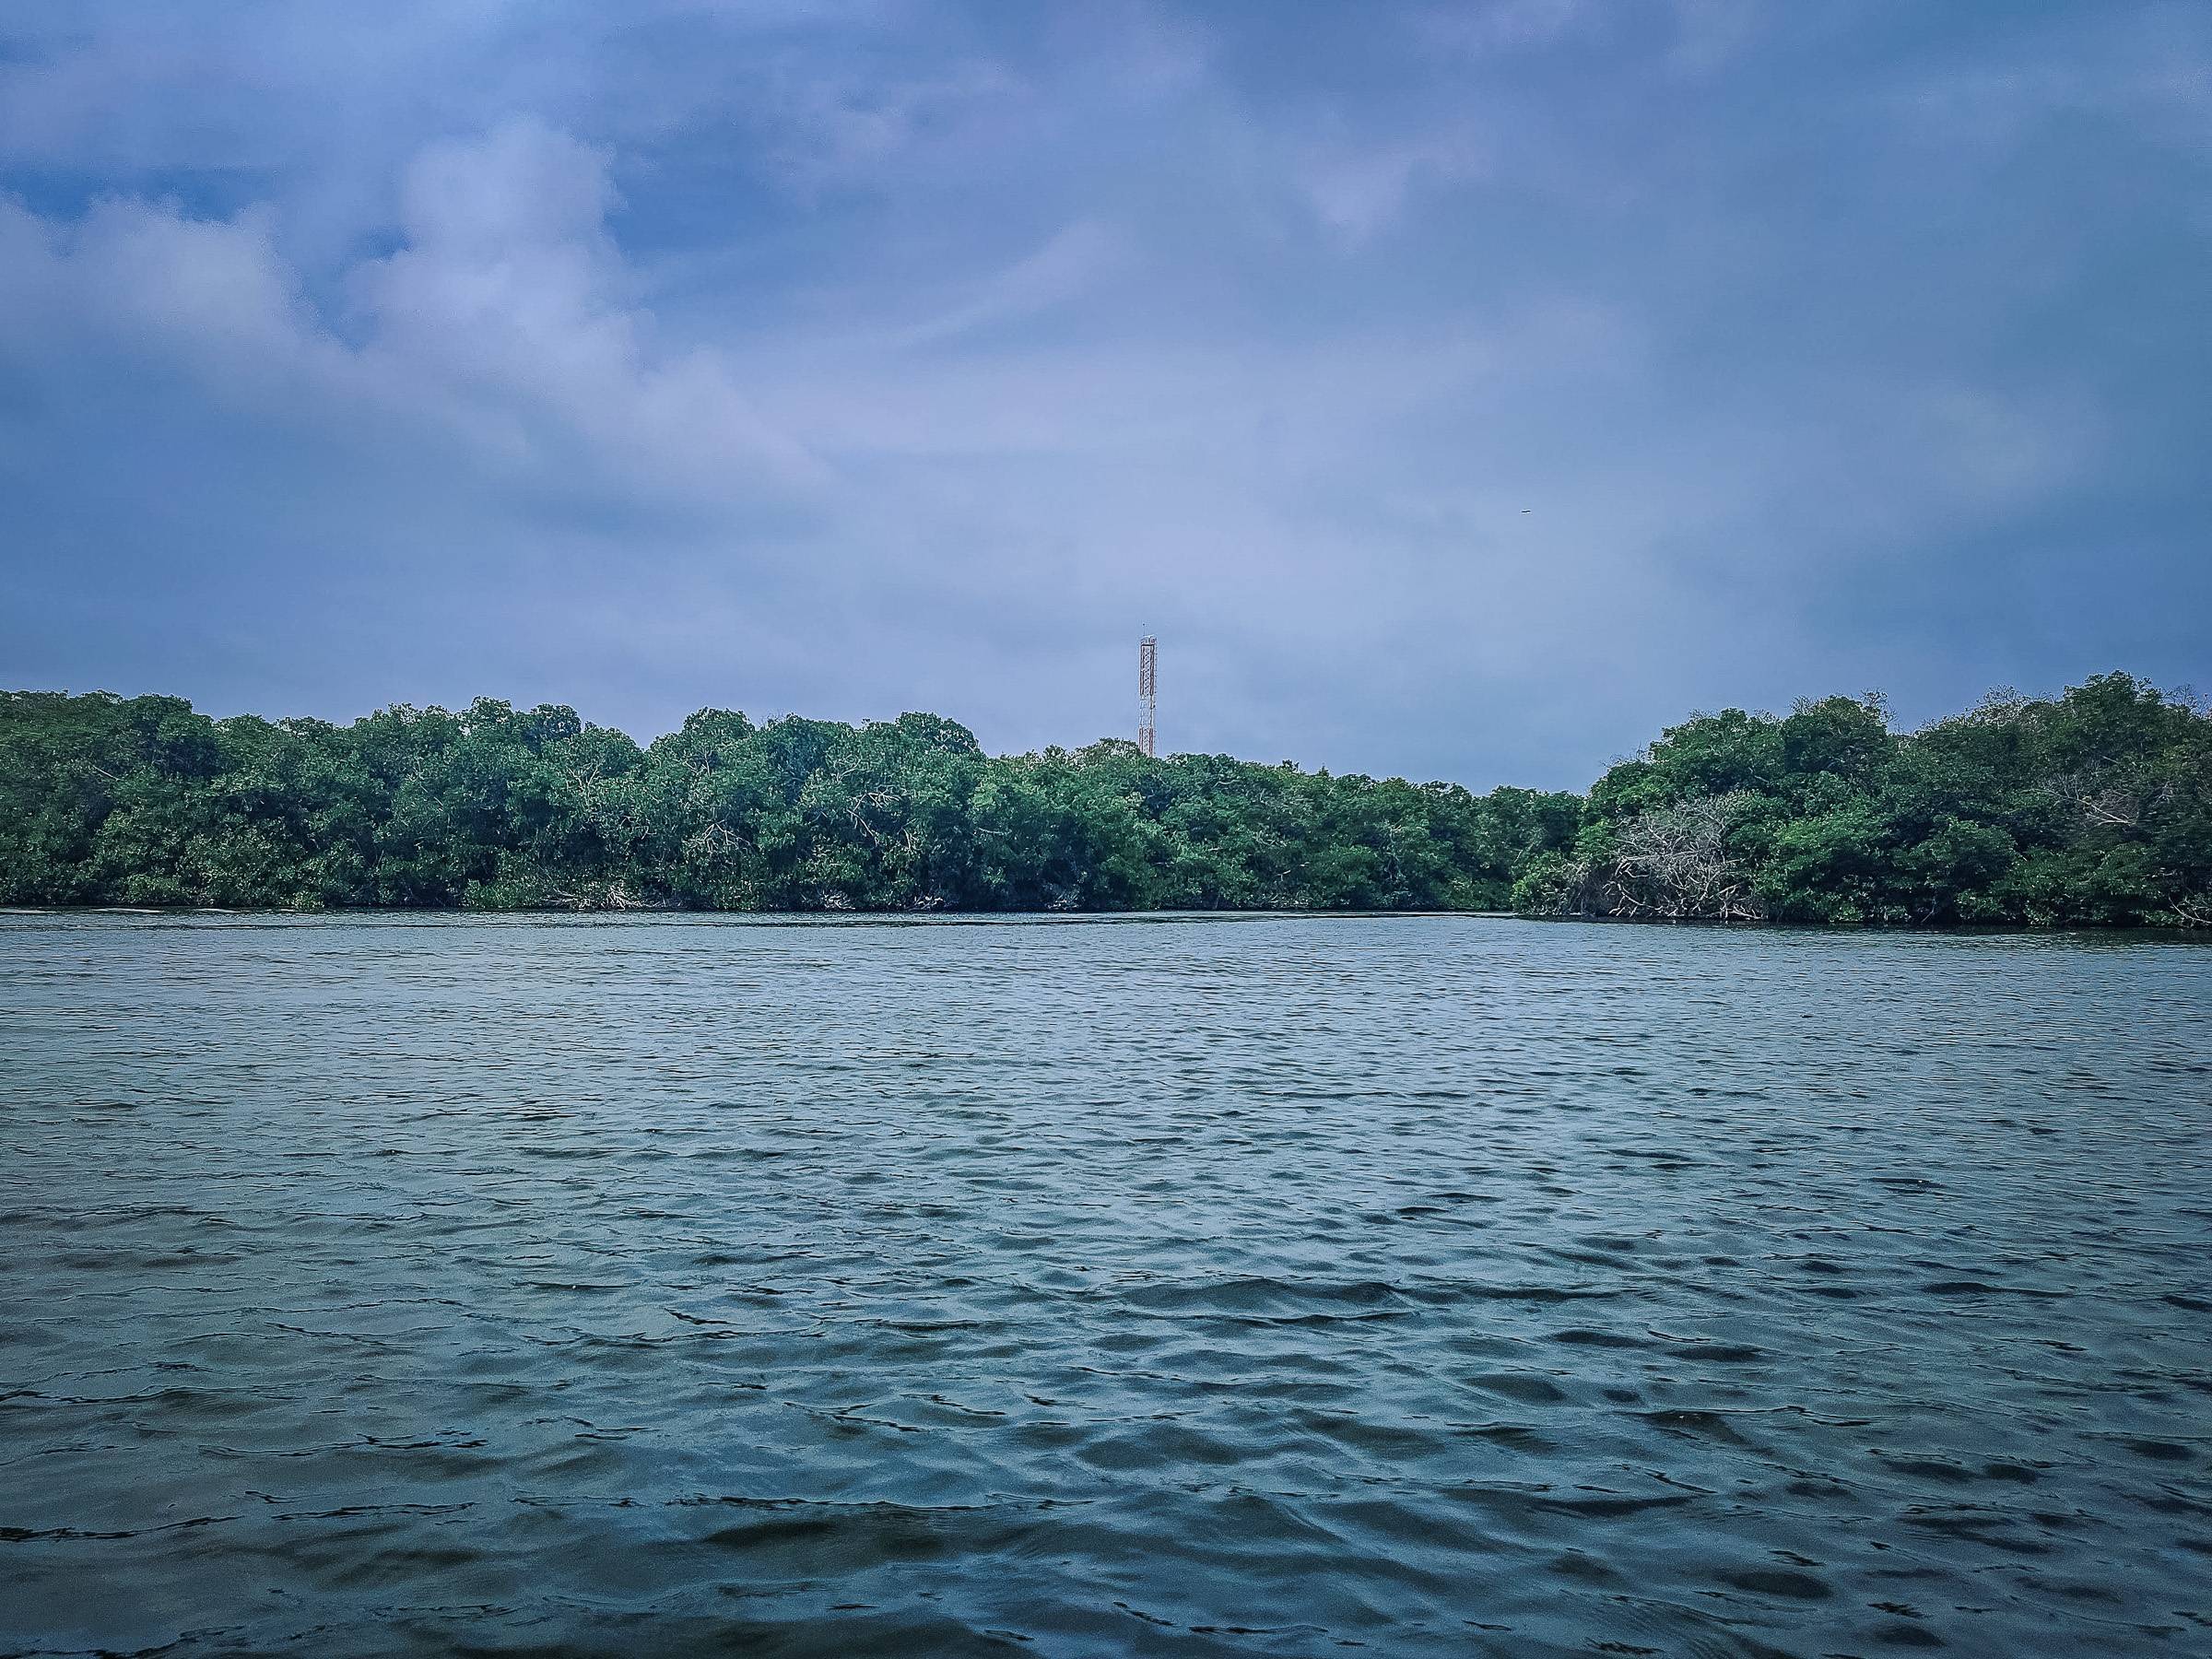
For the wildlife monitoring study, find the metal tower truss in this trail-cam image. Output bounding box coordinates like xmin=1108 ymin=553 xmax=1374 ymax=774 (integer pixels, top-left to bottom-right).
xmin=1137 ymin=636 xmax=1157 ymax=758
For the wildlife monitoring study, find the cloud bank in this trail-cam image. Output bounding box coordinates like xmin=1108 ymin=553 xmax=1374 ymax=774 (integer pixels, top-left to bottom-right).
xmin=2 ymin=0 xmax=2206 ymax=787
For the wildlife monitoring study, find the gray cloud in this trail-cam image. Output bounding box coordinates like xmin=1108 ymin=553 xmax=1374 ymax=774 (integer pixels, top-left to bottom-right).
xmin=2 ymin=0 xmax=2206 ymax=788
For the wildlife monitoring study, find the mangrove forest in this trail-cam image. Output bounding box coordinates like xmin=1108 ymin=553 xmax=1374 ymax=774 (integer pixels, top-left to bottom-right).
xmin=1 ymin=672 xmax=2206 ymax=927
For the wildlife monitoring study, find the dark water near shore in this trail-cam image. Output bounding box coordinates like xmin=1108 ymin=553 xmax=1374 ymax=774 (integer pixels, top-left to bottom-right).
xmin=3 ymin=914 xmax=2209 ymax=1657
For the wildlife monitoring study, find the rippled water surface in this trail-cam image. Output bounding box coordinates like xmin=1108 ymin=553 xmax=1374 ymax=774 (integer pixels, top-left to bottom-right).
xmin=3 ymin=914 xmax=2210 ymax=1656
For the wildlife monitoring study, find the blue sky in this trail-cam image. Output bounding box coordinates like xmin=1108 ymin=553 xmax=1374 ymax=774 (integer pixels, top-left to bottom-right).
xmin=1 ymin=1 xmax=2205 ymax=789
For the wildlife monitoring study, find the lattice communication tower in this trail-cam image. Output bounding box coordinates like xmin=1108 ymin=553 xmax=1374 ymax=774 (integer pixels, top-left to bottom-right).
xmin=1137 ymin=636 xmax=1158 ymax=758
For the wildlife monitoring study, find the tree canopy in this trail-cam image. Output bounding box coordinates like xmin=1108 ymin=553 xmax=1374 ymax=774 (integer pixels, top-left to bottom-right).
xmin=1512 ymin=674 xmax=2211 ymax=928
xmin=0 ymin=691 xmax=1571 ymax=914
xmin=3 ymin=674 xmax=2205 ymax=926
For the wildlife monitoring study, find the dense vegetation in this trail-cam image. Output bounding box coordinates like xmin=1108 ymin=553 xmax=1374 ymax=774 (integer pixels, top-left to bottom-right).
xmin=1514 ymin=674 xmax=2211 ymax=927
xmin=0 ymin=692 xmax=1577 ymax=913
xmin=1 ymin=673 xmax=2205 ymax=925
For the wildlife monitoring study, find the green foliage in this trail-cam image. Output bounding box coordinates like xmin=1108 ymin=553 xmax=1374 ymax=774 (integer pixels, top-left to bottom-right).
xmin=1521 ymin=673 xmax=2210 ymax=928
xmin=0 ymin=691 xmax=1578 ymax=915
xmin=6 ymin=673 xmax=2203 ymax=925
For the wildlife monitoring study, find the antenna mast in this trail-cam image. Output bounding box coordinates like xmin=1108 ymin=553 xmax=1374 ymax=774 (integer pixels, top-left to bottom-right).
xmin=1137 ymin=635 xmax=1157 ymax=758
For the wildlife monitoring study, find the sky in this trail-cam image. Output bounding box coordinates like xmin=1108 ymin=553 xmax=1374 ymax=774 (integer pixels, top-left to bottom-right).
xmin=1 ymin=0 xmax=2206 ymax=790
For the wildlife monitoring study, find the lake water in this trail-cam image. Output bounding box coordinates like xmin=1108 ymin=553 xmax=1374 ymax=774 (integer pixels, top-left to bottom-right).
xmin=2 ymin=913 xmax=2208 ymax=1656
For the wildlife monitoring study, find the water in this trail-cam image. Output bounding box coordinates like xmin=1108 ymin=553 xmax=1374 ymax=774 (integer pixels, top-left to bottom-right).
xmin=3 ymin=913 xmax=2209 ymax=1657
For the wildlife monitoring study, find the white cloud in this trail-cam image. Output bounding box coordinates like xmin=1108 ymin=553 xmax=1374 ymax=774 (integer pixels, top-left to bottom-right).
xmin=889 ymin=220 xmax=1128 ymax=347
xmin=0 ymin=118 xmax=822 ymax=507
xmin=355 ymin=119 xmax=823 ymax=491
xmin=1301 ymin=130 xmax=1489 ymax=243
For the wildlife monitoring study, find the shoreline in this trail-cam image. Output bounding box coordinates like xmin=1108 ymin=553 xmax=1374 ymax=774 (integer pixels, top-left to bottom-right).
xmin=4 ymin=905 xmax=2206 ymax=940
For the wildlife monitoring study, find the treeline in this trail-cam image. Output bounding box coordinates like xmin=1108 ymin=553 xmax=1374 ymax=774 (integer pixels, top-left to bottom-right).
xmin=1514 ymin=674 xmax=2210 ymax=927
xmin=1 ymin=673 xmax=2205 ymax=925
xmin=0 ymin=692 xmax=1575 ymax=913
